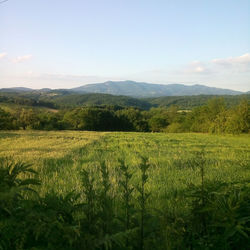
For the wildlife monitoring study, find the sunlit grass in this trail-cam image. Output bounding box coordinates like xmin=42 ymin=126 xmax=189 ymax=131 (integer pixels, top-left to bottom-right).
xmin=0 ymin=130 xmax=105 ymax=160
xmin=0 ymin=131 xmax=249 ymax=199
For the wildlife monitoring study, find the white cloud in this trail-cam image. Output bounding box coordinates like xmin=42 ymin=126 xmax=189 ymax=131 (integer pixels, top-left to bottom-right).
xmin=183 ymin=61 xmax=211 ymax=74
xmin=13 ymin=54 xmax=32 ymax=63
xmin=212 ymin=53 xmax=250 ymax=65
xmin=176 ymin=53 xmax=250 ymax=75
xmin=0 ymin=52 xmax=7 ymax=59
xmin=212 ymin=53 xmax=250 ymax=72
xmin=194 ymin=66 xmax=205 ymax=73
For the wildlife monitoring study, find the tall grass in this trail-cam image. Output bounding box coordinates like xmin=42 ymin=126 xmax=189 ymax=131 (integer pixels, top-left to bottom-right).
xmin=0 ymin=131 xmax=249 ymax=249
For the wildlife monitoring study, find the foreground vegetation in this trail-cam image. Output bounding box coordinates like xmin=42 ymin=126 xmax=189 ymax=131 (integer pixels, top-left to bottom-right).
xmin=0 ymin=131 xmax=249 ymax=249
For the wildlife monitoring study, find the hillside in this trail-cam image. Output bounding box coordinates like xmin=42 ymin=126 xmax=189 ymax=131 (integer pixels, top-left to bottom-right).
xmin=0 ymin=91 xmax=152 ymax=110
xmin=146 ymin=94 xmax=250 ymax=109
xmin=0 ymin=89 xmax=249 ymax=110
xmin=71 ymin=80 xmax=243 ymax=97
xmin=40 ymin=92 xmax=152 ymax=109
xmin=1 ymin=81 xmax=246 ymax=99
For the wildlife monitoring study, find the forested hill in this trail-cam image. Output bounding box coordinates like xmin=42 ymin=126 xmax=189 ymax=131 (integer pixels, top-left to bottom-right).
xmin=2 ymin=81 xmax=245 ymax=98
xmin=0 ymin=91 xmax=151 ymax=109
xmin=41 ymin=93 xmax=152 ymax=109
xmin=146 ymin=94 xmax=250 ymax=109
xmin=71 ymin=81 xmax=243 ymax=97
xmin=0 ymin=89 xmax=249 ymax=110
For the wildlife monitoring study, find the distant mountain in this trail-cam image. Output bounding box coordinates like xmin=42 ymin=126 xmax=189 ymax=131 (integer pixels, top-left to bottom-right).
xmin=0 ymin=87 xmax=33 ymax=92
xmin=71 ymin=81 xmax=243 ymax=97
xmin=0 ymin=81 xmax=245 ymax=98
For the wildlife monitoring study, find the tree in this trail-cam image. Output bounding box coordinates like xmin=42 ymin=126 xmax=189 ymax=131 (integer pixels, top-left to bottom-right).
xmin=18 ymin=108 xmax=37 ymax=130
xmin=0 ymin=108 xmax=16 ymax=130
xmin=148 ymin=115 xmax=169 ymax=132
xmin=225 ymin=99 xmax=250 ymax=134
xmin=116 ymin=108 xmax=149 ymax=132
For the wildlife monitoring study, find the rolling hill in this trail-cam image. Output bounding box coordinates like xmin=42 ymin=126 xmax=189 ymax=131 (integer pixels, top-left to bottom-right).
xmin=71 ymin=80 xmax=243 ymax=97
xmin=0 ymin=90 xmax=153 ymax=110
xmin=1 ymin=81 xmax=245 ymax=98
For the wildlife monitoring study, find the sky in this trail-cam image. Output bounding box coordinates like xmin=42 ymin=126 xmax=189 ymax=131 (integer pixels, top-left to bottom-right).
xmin=0 ymin=0 xmax=249 ymax=91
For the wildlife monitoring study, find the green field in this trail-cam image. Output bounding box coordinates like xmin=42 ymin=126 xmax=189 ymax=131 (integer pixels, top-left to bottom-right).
xmin=1 ymin=131 xmax=249 ymax=194
xmin=1 ymin=131 xmax=250 ymax=249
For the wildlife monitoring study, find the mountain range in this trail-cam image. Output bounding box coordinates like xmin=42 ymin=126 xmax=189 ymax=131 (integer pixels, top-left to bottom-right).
xmin=0 ymin=80 xmax=245 ymax=98
xmin=71 ymin=81 xmax=243 ymax=97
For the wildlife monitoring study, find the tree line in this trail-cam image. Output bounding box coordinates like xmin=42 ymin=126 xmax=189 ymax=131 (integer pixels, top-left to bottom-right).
xmin=0 ymin=98 xmax=249 ymax=134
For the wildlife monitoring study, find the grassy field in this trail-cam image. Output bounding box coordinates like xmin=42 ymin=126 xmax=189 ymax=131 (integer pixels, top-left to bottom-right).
xmin=1 ymin=130 xmax=250 ymax=249
xmin=0 ymin=130 xmax=249 ymax=197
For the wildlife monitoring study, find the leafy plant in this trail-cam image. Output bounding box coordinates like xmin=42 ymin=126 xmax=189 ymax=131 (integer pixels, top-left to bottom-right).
xmin=136 ymin=156 xmax=151 ymax=250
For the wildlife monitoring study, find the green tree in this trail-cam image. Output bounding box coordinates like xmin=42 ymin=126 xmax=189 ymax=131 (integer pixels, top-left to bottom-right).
xmin=18 ymin=108 xmax=37 ymax=130
xmin=225 ymin=99 xmax=250 ymax=134
xmin=148 ymin=115 xmax=169 ymax=132
xmin=0 ymin=108 xmax=16 ymax=130
xmin=116 ymin=108 xmax=149 ymax=132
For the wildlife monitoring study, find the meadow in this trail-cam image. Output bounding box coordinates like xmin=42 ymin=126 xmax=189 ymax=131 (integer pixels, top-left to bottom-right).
xmin=0 ymin=131 xmax=250 ymax=249
xmin=0 ymin=131 xmax=249 ymax=195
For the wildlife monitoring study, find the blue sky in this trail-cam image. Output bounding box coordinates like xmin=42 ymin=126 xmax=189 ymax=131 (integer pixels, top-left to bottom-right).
xmin=0 ymin=0 xmax=249 ymax=91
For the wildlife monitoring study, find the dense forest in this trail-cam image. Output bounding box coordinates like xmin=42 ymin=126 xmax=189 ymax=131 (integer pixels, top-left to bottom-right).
xmin=0 ymin=90 xmax=249 ymax=109
xmin=0 ymin=92 xmax=249 ymax=134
